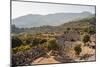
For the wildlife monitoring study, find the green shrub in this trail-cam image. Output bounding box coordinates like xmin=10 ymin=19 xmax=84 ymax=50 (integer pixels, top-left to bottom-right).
xmin=74 ymin=44 xmax=82 ymax=55
xmin=84 ymin=26 xmax=96 ymax=34
xmin=47 ymin=39 xmax=57 ymax=51
xmin=12 ymin=36 xmax=23 ymax=48
xmin=40 ymin=39 xmax=47 ymax=44
xmin=88 ymin=26 xmax=96 ymax=34
xmin=25 ymin=39 xmax=31 ymax=44
xmin=82 ymin=35 xmax=90 ymax=43
xmin=12 ymin=45 xmax=30 ymax=53
xmin=31 ymin=38 xmax=40 ymax=46
xmin=80 ymin=54 xmax=92 ymax=60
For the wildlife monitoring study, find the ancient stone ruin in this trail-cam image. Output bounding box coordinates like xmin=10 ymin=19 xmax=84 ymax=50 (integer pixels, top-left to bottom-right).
xmin=55 ymin=30 xmax=81 ymax=62
xmin=56 ymin=30 xmax=80 ymax=47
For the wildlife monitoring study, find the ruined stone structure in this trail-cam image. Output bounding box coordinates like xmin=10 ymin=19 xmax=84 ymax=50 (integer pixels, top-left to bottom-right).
xmin=56 ymin=30 xmax=80 ymax=47
xmin=56 ymin=30 xmax=80 ymax=61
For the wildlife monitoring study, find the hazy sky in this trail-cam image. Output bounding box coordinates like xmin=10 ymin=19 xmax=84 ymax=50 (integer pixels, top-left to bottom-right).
xmin=12 ymin=1 xmax=95 ymax=19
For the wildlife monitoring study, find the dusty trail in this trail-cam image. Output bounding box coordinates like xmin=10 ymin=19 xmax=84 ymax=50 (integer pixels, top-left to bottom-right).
xmin=32 ymin=56 xmax=60 ymax=64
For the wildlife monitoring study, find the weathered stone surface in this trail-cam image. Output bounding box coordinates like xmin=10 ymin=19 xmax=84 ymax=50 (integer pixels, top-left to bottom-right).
xmin=64 ymin=30 xmax=80 ymax=41
xmin=12 ymin=47 xmax=46 ymax=66
xmin=56 ymin=30 xmax=80 ymax=48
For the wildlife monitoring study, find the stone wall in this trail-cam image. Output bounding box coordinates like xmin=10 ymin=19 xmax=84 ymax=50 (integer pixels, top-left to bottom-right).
xmin=56 ymin=30 xmax=80 ymax=47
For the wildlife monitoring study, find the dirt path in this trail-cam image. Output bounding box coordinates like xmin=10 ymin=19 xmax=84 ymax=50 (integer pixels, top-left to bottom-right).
xmin=32 ymin=56 xmax=60 ymax=64
xmin=31 ymin=45 xmax=96 ymax=64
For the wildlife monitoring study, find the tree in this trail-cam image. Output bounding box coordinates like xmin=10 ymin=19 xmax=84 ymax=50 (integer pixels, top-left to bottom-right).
xmin=82 ymin=35 xmax=90 ymax=43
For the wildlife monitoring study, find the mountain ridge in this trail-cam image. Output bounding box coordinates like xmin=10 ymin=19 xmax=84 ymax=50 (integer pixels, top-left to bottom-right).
xmin=11 ymin=16 xmax=96 ymax=33
xmin=12 ymin=12 xmax=94 ymax=28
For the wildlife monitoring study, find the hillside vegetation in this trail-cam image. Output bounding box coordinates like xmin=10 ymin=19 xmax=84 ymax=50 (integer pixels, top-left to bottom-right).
xmin=11 ymin=16 xmax=96 ymax=66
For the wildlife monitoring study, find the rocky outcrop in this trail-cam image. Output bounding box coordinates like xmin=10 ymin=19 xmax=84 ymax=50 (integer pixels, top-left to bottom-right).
xmin=56 ymin=30 xmax=80 ymax=47
xmin=56 ymin=30 xmax=81 ymax=61
xmin=12 ymin=47 xmax=46 ymax=66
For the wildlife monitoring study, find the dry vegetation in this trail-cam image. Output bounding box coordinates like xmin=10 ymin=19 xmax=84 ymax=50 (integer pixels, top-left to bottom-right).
xmin=11 ymin=17 xmax=96 ymax=66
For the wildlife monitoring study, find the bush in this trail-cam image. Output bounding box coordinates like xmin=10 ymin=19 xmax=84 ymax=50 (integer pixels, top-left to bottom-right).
xmin=27 ymin=37 xmax=47 ymax=47
xmin=12 ymin=36 xmax=23 ymax=48
xmin=31 ymin=38 xmax=40 ymax=46
xmin=25 ymin=39 xmax=31 ymax=44
xmin=74 ymin=44 xmax=82 ymax=55
xmin=80 ymin=54 xmax=93 ymax=60
xmin=84 ymin=26 xmax=96 ymax=34
xmin=47 ymin=39 xmax=57 ymax=51
xmin=12 ymin=45 xmax=30 ymax=53
xmin=19 ymin=45 xmax=30 ymax=52
xmin=88 ymin=26 xmax=96 ymax=34
xmin=40 ymin=39 xmax=47 ymax=44
xmin=82 ymin=35 xmax=90 ymax=43
xmin=67 ymin=27 xmax=71 ymax=31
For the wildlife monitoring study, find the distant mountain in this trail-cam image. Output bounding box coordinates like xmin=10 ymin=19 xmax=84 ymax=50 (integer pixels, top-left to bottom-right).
xmin=12 ymin=12 xmax=94 ymax=28
xmin=11 ymin=16 xmax=96 ymax=33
